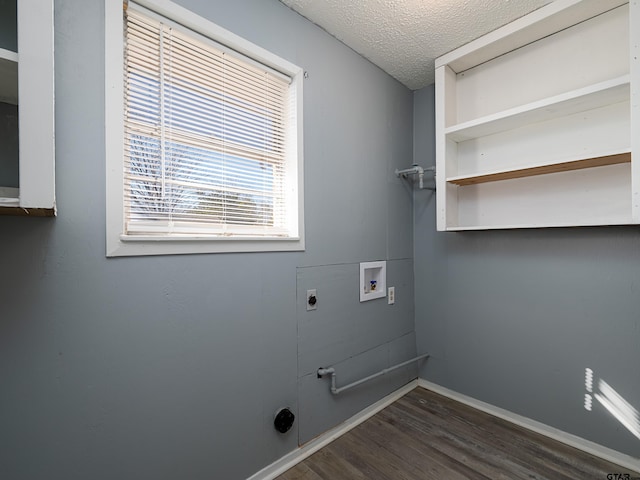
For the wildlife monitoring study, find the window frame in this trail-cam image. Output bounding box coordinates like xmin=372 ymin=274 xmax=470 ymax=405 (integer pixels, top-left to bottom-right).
xmin=105 ymin=0 xmax=304 ymax=257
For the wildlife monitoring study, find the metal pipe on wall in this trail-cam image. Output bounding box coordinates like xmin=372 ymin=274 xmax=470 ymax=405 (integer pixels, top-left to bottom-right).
xmin=317 ymin=353 xmax=430 ymax=395
xmin=395 ymin=164 xmax=435 ymax=190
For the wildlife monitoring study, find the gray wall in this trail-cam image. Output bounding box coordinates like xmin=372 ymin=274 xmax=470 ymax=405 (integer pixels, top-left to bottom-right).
xmin=0 ymin=1 xmax=414 ymax=480
xmin=0 ymin=0 xmax=18 ymax=187
xmin=414 ymin=84 xmax=640 ymax=459
xmin=0 ymin=102 xmax=18 ymax=187
xmin=0 ymin=0 xmax=17 ymax=52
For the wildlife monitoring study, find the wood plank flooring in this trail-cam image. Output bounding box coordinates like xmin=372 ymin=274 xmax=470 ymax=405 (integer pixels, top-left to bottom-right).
xmin=277 ymin=387 xmax=640 ymax=480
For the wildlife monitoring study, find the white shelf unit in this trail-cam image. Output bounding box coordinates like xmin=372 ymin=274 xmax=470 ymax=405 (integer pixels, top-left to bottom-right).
xmin=0 ymin=0 xmax=55 ymax=217
xmin=435 ymin=0 xmax=637 ymax=231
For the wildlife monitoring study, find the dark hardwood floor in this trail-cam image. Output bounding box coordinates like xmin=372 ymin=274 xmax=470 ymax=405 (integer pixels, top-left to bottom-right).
xmin=277 ymin=387 xmax=640 ymax=480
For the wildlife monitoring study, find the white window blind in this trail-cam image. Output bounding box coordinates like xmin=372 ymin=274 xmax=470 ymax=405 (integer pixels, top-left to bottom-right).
xmin=123 ymin=5 xmax=295 ymax=238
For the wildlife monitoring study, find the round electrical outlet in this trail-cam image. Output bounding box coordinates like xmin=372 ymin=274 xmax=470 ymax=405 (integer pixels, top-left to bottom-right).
xmin=274 ymin=408 xmax=295 ymax=434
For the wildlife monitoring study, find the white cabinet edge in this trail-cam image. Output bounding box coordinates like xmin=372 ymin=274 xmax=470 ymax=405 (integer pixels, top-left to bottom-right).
xmin=17 ymin=0 xmax=55 ymax=211
xmin=631 ymin=0 xmax=640 ymax=221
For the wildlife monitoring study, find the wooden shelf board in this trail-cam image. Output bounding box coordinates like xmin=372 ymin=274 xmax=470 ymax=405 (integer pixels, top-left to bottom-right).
xmin=0 ymin=190 xmax=56 ymax=216
xmin=0 ymin=189 xmax=56 ymax=216
xmin=0 ymin=206 xmax=56 ymax=217
xmin=445 ymin=76 xmax=630 ymax=142
xmin=447 ymin=152 xmax=631 ymax=186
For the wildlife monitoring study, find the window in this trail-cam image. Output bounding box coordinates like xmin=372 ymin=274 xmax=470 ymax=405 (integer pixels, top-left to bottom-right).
xmin=106 ymin=0 xmax=304 ymax=256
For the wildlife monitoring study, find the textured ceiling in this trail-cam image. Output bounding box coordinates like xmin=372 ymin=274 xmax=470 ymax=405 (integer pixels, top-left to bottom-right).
xmin=279 ymin=0 xmax=554 ymax=90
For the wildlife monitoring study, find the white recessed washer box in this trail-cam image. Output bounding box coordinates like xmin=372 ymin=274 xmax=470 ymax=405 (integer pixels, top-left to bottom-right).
xmin=360 ymin=261 xmax=386 ymax=302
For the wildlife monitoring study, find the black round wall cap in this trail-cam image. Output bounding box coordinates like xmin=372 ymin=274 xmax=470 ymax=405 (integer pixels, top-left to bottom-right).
xmin=274 ymin=408 xmax=295 ymax=434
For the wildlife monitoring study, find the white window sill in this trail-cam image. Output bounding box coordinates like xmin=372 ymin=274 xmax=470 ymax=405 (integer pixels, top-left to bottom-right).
xmin=107 ymin=235 xmax=304 ymax=257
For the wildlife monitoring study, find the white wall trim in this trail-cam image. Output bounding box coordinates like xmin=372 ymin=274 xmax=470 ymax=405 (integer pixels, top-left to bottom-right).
xmin=418 ymin=379 xmax=640 ymax=473
xmin=249 ymin=379 xmax=640 ymax=479
xmin=247 ymin=380 xmax=418 ymax=480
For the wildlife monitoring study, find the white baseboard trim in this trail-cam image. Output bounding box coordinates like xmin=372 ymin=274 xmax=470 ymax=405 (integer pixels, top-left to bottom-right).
xmin=418 ymin=379 xmax=640 ymax=473
xmin=247 ymin=380 xmax=418 ymax=480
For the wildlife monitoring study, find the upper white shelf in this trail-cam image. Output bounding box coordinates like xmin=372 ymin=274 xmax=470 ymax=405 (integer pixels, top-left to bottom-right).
xmin=445 ymin=75 xmax=630 ymax=142
xmin=0 ymin=197 xmax=19 ymax=207
xmin=0 ymin=48 xmax=18 ymax=62
xmin=435 ymin=0 xmax=628 ymax=73
xmin=0 ymin=187 xmax=19 ymax=207
xmin=0 ymin=47 xmax=18 ymax=105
